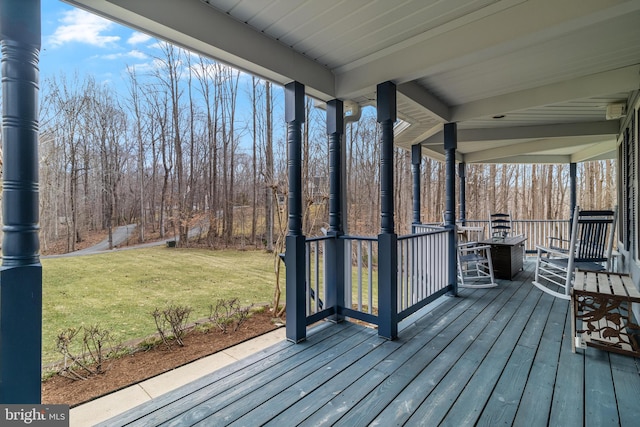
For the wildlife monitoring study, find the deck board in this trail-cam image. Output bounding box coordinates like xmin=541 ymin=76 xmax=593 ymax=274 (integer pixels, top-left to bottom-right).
xmin=440 ymin=276 xmax=541 ymax=426
xmin=548 ymin=311 xmax=584 ymax=427
xmin=610 ymin=353 xmax=640 ymax=427
xmin=514 ymin=295 xmax=567 ymax=427
xmin=585 ymin=347 xmax=619 ymax=427
xmin=335 ymin=271 xmax=524 ymax=426
xmin=99 ymin=262 xmax=640 ymax=427
xmin=403 ymin=277 xmax=532 ymax=426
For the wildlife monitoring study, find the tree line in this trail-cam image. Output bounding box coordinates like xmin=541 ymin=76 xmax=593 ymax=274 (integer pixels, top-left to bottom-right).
xmin=0 ymin=42 xmax=616 ymax=253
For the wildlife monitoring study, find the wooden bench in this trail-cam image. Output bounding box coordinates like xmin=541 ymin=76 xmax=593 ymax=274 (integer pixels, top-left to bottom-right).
xmin=571 ymin=270 xmax=640 ymax=357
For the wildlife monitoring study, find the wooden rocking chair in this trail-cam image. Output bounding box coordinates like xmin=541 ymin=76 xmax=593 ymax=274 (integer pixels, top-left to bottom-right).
xmin=457 ymin=225 xmax=497 ymax=289
xmin=532 ymin=206 xmax=617 ymax=300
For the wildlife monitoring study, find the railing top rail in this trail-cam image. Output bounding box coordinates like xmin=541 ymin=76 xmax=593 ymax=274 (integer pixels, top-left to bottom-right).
xmin=305 ymin=235 xmax=333 ymax=243
xmin=339 ymin=235 xmax=379 ymax=242
xmin=463 ymin=218 xmax=570 ymax=223
xmin=512 ymin=219 xmax=570 ymax=223
xmin=399 ymin=229 xmax=448 ymax=240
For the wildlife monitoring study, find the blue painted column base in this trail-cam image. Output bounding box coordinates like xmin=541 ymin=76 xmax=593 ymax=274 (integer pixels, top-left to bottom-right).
xmin=0 ymin=265 xmax=42 ymax=403
xmin=378 ymin=233 xmax=398 ymax=340
xmin=444 ymin=123 xmax=458 ymax=297
xmin=285 ymin=234 xmax=306 ymax=343
xmin=325 ymin=232 xmax=345 ymax=323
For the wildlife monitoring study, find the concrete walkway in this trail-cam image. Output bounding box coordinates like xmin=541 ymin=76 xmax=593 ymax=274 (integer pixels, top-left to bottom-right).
xmin=70 ymin=328 xmax=286 ymax=427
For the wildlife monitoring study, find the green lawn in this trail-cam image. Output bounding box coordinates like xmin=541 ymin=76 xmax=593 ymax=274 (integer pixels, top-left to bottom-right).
xmin=42 ymin=247 xmax=278 ymax=366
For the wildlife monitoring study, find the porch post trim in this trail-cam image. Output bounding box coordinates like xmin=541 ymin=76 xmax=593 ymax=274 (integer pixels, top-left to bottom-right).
xmin=326 ymin=99 xmax=345 ymax=323
xmin=284 ymin=81 xmax=307 ymax=343
xmin=459 ymin=162 xmax=466 ymax=225
xmin=0 ymin=0 xmax=42 ymax=403
xmin=377 ymin=81 xmax=398 ymax=340
xmin=444 ymin=123 xmax=458 ymax=297
xmin=570 ymin=162 xmax=577 ymax=216
xmin=412 ymin=144 xmax=422 ymax=225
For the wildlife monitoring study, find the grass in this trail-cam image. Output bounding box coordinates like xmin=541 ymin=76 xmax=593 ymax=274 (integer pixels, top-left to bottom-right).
xmin=42 ymin=247 xmax=278 ymax=366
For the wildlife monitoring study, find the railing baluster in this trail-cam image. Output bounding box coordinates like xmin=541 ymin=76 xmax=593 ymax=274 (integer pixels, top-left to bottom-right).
xmin=322 ymin=239 xmax=327 ymax=307
xmin=357 ymin=240 xmax=363 ymax=312
xmin=368 ymin=240 xmax=373 ymax=314
xmin=305 ymin=243 xmax=311 ymax=315
xmin=345 ymin=240 xmax=352 ymax=310
xmin=314 ymin=240 xmax=319 ymax=313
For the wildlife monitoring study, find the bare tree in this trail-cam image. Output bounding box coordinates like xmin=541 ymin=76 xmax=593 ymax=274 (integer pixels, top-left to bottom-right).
xmin=126 ymin=67 xmax=147 ymax=242
xmin=264 ymin=81 xmax=274 ymax=251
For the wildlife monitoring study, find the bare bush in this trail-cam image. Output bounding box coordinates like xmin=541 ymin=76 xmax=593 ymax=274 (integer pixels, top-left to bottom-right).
xmin=209 ymin=298 xmax=253 ymax=333
xmin=152 ymin=304 xmax=193 ymax=348
xmin=56 ymin=325 xmax=121 ymax=381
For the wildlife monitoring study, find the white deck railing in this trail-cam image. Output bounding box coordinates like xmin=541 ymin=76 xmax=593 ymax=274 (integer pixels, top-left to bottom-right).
xmin=303 ymin=218 xmax=569 ymax=324
xmin=397 ymin=227 xmax=450 ymax=318
xmin=343 ymin=235 xmax=378 ymax=316
xmin=304 ymin=235 xmax=330 ymax=316
xmin=461 ymin=219 xmax=570 ymax=254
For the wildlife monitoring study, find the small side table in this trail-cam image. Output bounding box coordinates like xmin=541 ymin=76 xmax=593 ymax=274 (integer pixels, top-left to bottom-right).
xmin=571 ymin=270 xmax=640 ymax=357
xmin=479 ymin=235 xmax=526 ymax=280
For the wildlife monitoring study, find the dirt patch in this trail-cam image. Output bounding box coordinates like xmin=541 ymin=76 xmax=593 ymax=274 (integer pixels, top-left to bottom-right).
xmin=42 ymin=310 xmax=281 ymax=407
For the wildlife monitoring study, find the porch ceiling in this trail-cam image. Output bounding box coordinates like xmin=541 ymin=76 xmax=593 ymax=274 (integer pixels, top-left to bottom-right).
xmin=65 ymin=0 xmax=640 ymax=164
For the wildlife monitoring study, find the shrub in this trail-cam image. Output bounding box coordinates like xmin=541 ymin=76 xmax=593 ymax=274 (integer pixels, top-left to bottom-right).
xmin=151 ymin=304 xmax=192 ymax=348
xmin=55 ymin=324 xmax=121 ymax=380
xmin=208 ymin=298 xmax=253 ymax=333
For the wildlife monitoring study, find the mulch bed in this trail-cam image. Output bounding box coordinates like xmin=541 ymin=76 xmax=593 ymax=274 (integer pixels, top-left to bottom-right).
xmin=42 ymin=310 xmax=281 ymax=407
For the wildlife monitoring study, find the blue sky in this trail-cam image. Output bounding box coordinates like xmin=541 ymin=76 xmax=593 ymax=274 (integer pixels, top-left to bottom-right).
xmin=40 ymin=2 xmax=158 ymax=90
xmin=38 ymin=2 xmax=293 ymax=148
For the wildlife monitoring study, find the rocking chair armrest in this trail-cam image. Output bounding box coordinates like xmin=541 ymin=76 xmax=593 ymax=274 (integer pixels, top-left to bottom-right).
xmin=547 ymin=236 xmax=570 ymax=245
xmin=458 ymin=241 xmax=480 ymax=248
xmin=458 ymin=243 xmax=491 ymax=254
xmin=534 ymin=244 xmax=571 ymax=258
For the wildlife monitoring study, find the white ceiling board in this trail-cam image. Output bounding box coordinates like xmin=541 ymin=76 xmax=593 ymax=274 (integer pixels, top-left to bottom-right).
xmin=334 ymin=0 xmax=638 ymax=99
xmin=451 ymin=66 xmax=640 ymax=122
xmin=420 ymin=9 xmax=640 ymax=105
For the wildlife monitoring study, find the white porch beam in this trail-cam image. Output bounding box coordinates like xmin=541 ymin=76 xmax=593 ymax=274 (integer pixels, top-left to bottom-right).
xmin=451 ymin=66 xmax=640 ymax=122
xmin=65 ymin=0 xmax=336 ymax=100
xmin=397 ymin=82 xmax=451 ymax=122
xmin=462 ymin=137 xmax=613 ymax=163
xmin=466 ymin=154 xmax=573 ymax=164
xmin=421 ymin=121 xmax=620 ymax=145
xmin=570 ymin=140 xmax=618 ymax=162
xmin=420 ymin=146 xmax=464 ymax=163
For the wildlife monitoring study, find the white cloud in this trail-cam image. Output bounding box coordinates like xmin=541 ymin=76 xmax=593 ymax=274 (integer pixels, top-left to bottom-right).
xmin=49 ymin=9 xmax=120 ymax=48
xmin=146 ymin=41 xmax=166 ymax=50
xmin=128 ymin=50 xmax=148 ymax=59
xmin=127 ymin=32 xmax=152 ymax=45
xmin=101 ymin=50 xmax=148 ymax=61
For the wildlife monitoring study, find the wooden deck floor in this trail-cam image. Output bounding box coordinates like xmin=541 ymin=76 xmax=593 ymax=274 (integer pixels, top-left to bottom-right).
xmin=99 ymin=262 xmax=640 ymax=426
